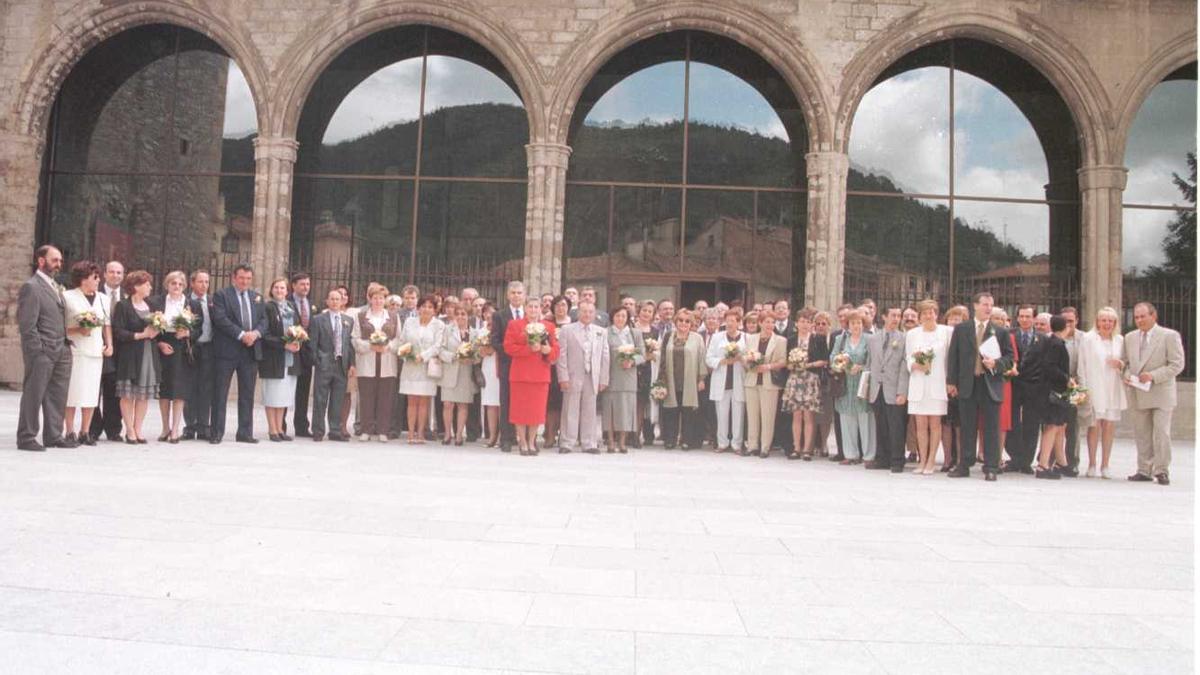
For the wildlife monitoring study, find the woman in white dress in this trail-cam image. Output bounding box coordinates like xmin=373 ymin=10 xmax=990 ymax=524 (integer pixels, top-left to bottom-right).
xmin=477 ymin=302 xmax=501 ymax=447
xmin=905 ymin=299 xmax=953 ymax=475
xmin=1077 ymin=306 xmax=1127 ymax=478
xmin=398 ymin=295 xmax=445 ymax=444
xmin=63 ymin=261 xmax=112 ymax=445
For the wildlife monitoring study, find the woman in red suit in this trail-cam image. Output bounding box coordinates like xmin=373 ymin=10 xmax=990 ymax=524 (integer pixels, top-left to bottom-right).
xmin=503 ymin=297 xmax=560 ymax=456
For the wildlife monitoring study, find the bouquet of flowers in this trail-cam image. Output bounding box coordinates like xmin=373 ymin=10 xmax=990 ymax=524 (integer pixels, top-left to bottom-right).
xmin=172 ymin=307 xmax=196 ymax=332
xmin=913 ymin=347 xmax=935 ymax=369
xmin=525 ymin=321 xmax=548 ymax=347
xmin=743 ymin=349 xmax=765 ymax=369
xmin=456 ymin=341 xmax=479 ymax=362
xmin=283 ymin=325 xmax=309 ymax=344
xmin=787 ymin=347 xmax=808 ymax=372
xmin=830 ymin=352 xmax=852 ymax=374
xmin=76 ymin=311 xmax=102 ymax=330
xmin=643 ymin=337 xmax=660 ymax=354
xmin=396 ymin=342 xmax=417 ymax=362
xmin=723 ymin=341 xmax=742 ymax=362
xmin=650 ymin=379 xmax=668 ymax=401
xmin=472 ymin=328 xmax=490 ymax=349
xmin=1061 ymin=380 xmax=1089 ymax=407
xmin=369 ymin=330 xmax=390 ymax=347
xmin=148 ymin=312 xmax=168 ymax=331
xmin=617 ymin=343 xmax=638 ymax=367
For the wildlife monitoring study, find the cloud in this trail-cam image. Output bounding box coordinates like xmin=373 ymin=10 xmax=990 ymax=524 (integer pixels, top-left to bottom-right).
xmin=222 ymin=62 xmax=258 ymax=138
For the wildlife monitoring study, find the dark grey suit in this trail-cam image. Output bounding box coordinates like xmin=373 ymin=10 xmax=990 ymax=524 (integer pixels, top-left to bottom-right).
xmin=311 ymin=310 xmax=356 ymax=438
xmin=17 ymin=273 xmax=71 ymax=447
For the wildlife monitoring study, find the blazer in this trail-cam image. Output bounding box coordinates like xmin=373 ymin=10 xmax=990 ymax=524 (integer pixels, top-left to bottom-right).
xmin=556 ymin=321 xmax=611 ymax=392
xmin=1122 ymin=324 xmax=1185 ymax=410
xmin=662 ymin=331 xmax=709 ymax=408
xmin=260 ymin=299 xmax=301 ymax=380
xmin=504 ymin=318 xmax=560 ymax=384
xmin=351 ymin=308 xmax=400 ymax=379
xmin=438 ymin=324 xmax=476 ymax=387
xmin=1038 ymin=334 xmax=1071 ymax=400
xmin=743 ymin=332 xmax=787 ymax=391
xmin=17 ymin=273 xmax=68 ymax=361
xmin=288 ymin=292 xmax=315 ymax=369
xmin=705 ymin=330 xmax=747 ymax=402
xmin=63 ymin=287 xmax=109 ymax=359
xmin=310 ymin=310 xmax=356 ymax=376
xmin=946 ymin=318 xmax=1012 ymax=403
xmin=491 ymin=306 xmax=523 ymax=374
xmin=1013 ymin=330 xmax=1046 ymax=395
xmin=866 ymin=328 xmax=911 ymax=404
xmin=111 ymin=297 xmax=162 ymax=383
xmin=1076 ymin=331 xmax=1126 ymax=414
xmin=604 ymin=326 xmax=645 ymax=393
xmin=211 ymin=285 xmax=267 ymax=361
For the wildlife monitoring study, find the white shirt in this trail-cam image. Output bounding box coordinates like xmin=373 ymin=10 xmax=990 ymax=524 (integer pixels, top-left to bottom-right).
xmin=510 ymin=305 xmax=523 ymax=320
xmin=36 ymin=270 xmax=58 ymax=293
xmin=163 ymin=294 xmax=187 ymax=329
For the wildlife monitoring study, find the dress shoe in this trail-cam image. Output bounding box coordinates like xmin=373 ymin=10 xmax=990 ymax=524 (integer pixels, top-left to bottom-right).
xmin=330 ymin=433 xmax=349 ymax=442
xmin=168 ymin=437 xmax=180 ymax=445
xmin=1127 ymin=472 xmax=1153 ymax=482
xmin=829 ymin=453 xmax=845 ymax=462
xmin=1155 ymin=473 xmax=1170 ymax=486
xmin=158 ymin=432 xmax=170 ymax=442
xmin=16 ymin=441 xmax=46 ymax=452
xmin=296 ymin=430 xmax=312 ymax=438
xmin=584 ymin=447 xmax=600 ymax=454
xmin=125 ymin=435 xmax=139 ymax=445
xmin=280 ymin=434 xmax=294 ymax=441
xmin=50 ymin=437 xmax=79 ymax=449
xmin=209 ymin=434 xmax=223 ymax=444
xmin=137 ymin=438 xmax=148 ymax=445
xmin=500 ymin=442 xmax=512 ymax=453
xmin=181 ymin=430 xmax=196 ymax=441
xmin=1056 ymin=465 xmax=1079 ymax=478
xmin=1035 ymin=467 xmax=1061 ymax=480
xmin=984 ymin=470 xmax=997 ymax=482
xmin=312 ymin=433 xmax=325 ymax=442
xmin=948 ymin=467 xmax=969 ymax=478
xmin=80 ymin=433 xmax=97 ymax=447
xmin=236 ymin=435 xmax=259 ymax=444
xmin=269 ymin=434 xmax=283 ymax=442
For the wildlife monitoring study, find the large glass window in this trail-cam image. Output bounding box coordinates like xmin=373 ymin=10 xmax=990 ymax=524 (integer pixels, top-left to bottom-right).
xmin=293 ymin=26 xmax=528 ymax=300
xmin=38 ymin=24 xmax=258 ymax=274
xmin=847 ymin=39 xmax=1080 ymax=313
xmin=564 ymin=31 xmax=808 ymax=306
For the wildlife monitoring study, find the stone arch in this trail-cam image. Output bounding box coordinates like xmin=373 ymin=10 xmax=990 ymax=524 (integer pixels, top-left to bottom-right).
xmin=273 ymin=0 xmax=544 ymax=141
xmin=12 ymin=1 xmax=270 ymax=142
xmin=1113 ymin=30 xmax=1198 ymax=166
xmin=547 ymin=0 xmax=835 ymax=151
xmin=835 ymin=8 xmax=1112 ymax=166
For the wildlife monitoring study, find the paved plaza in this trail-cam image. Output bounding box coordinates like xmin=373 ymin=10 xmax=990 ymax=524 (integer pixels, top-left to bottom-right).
xmin=0 ymin=391 xmax=1192 ymax=674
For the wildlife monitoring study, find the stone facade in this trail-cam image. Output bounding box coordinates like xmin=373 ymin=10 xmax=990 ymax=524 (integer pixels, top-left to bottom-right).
xmin=0 ymin=0 xmax=1195 ymax=386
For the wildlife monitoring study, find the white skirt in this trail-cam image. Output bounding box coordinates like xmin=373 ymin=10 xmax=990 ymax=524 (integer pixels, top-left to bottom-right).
xmin=481 ymin=354 xmax=500 ymax=406
xmin=66 ymin=354 xmax=102 ymax=408
xmin=907 ymin=397 xmax=947 ymax=416
xmin=262 ymin=374 xmax=297 ymax=408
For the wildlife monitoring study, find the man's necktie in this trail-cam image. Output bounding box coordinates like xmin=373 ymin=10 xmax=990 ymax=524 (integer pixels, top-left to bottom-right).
xmin=240 ymin=291 xmax=251 ymax=331
xmin=334 ymin=315 xmax=343 ymax=358
xmin=300 ymin=298 xmax=310 ymax=328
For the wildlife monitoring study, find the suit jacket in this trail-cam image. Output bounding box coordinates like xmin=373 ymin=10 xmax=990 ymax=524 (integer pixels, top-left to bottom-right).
xmin=491 ymin=306 xmax=523 ymax=374
xmin=1013 ymin=330 xmax=1046 ymax=396
xmin=288 ymin=293 xmax=315 ymax=369
xmin=1122 ymin=325 xmax=1185 ymax=410
xmin=17 ymin=274 xmax=67 ymax=361
xmin=866 ymin=328 xmax=910 ymax=403
xmin=260 ymin=300 xmax=301 ymax=380
xmin=311 ymin=310 xmax=355 ymax=376
xmin=211 ymin=285 xmax=267 ymax=361
xmin=556 ymin=321 xmax=610 ymax=391
xmin=744 ymin=332 xmax=787 ymax=391
xmin=111 ymin=297 xmax=162 ymax=383
xmin=946 ymin=319 xmax=1012 ymax=402
xmin=504 ymin=318 xmax=560 ymax=384
xmin=1038 ymin=334 xmax=1070 ymax=399
xmin=705 ymin=330 xmax=747 ymax=402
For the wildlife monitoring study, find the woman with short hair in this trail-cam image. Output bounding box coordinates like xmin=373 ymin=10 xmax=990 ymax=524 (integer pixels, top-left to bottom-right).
xmin=63 ymin=260 xmax=112 ymax=445
xmin=351 ymin=284 xmax=398 ymax=442
xmin=112 ymin=270 xmax=161 ymax=444
xmin=1035 ymin=315 xmax=1074 ymax=479
xmin=149 ymin=270 xmax=198 ymax=443
xmin=398 ymin=296 xmax=446 ymax=444
xmin=439 ymin=305 xmax=479 ymax=445
xmin=905 ymin=299 xmax=952 ymax=474
xmin=832 ymin=309 xmax=872 ymax=465
xmin=660 ymin=309 xmax=709 ymax=450
xmin=601 ymin=305 xmax=646 ymax=453
xmin=261 ymin=277 xmax=302 ymax=442
xmin=503 ymin=298 xmax=560 ymax=456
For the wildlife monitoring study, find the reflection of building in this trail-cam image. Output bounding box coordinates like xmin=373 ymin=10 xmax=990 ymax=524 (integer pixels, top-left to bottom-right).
xmin=843 ymin=250 xmax=944 ymax=305
xmin=960 ymin=254 xmax=1053 ymax=308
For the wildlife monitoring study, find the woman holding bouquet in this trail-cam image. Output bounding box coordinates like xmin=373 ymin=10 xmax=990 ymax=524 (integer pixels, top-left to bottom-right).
xmin=660 ymin=309 xmax=708 ymax=450
xmin=601 ymin=306 xmax=646 ymax=453
xmin=782 ymin=309 xmax=826 ymax=460
xmin=1035 ymin=315 xmax=1074 ymax=479
xmin=112 ymin=270 xmax=161 ymax=444
xmin=149 ymin=270 xmax=198 ymax=442
xmin=832 ymin=309 xmax=872 ymax=464
xmin=904 ymin=300 xmax=952 ymax=474
xmin=633 ymin=300 xmax=657 ymax=448
xmin=439 ymin=305 xmax=479 ymax=445
xmin=350 ymin=285 xmax=398 ymax=442
xmin=477 ymin=302 xmax=501 ymax=447
xmin=743 ymin=309 xmax=787 ymax=458
xmin=1077 ymin=307 xmax=1126 ymax=478
xmin=705 ymin=308 xmax=747 ymax=453
xmin=503 ymin=297 xmax=560 ymax=455
xmin=260 ymin=278 xmax=302 ymax=442
xmin=63 ymin=260 xmax=112 ymax=445
xmin=399 ymin=296 xmax=445 ymax=444
xmin=544 ymin=295 xmax=572 ymax=448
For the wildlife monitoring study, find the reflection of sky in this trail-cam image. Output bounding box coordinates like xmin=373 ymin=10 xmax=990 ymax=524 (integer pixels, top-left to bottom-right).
xmin=222 ymin=62 xmax=258 ymax=138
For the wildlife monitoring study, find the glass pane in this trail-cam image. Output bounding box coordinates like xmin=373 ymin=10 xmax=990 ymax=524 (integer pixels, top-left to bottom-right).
xmin=1124 ymin=80 xmax=1197 ymax=206
xmin=291 ymin=177 xmax=414 ymax=272
xmin=563 ymin=184 xmax=611 ymax=290
xmin=754 ymin=191 xmax=805 ymax=304
xmin=953 ymin=70 xmax=1048 ymax=200
xmin=419 ymin=56 xmax=527 ymax=178
xmin=164 ymin=175 xmax=234 ymax=262
xmin=44 ymin=174 xmax=167 ymax=269
xmin=844 ymin=195 xmax=948 ymax=309
xmin=953 ymin=201 xmax=1062 ymax=311
xmin=415 ymin=180 xmax=526 ymax=276
xmin=313 ymin=58 xmax=423 ymax=176
xmin=683 ymin=189 xmax=754 ymax=278
xmin=849 ymin=66 xmax=950 ymax=196
xmin=611 ymin=186 xmax=683 ymax=274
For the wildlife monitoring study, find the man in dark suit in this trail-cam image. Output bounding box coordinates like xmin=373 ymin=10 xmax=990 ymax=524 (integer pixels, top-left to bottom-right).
xmin=17 ymin=245 xmax=77 ymax=451
xmin=1006 ymin=305 xmax=1046 ymax=474
xmin=89 ymin=259 xmax=125 ymax=441
xmin=946 ymin=291 xmax=1013 ymax=481
xmin=310 ymin=288 xmax=355 ymax=441
xmin=491 ymin=280 xmax=526 ymax=452
xmin=210 ymin=263 xmax=267 ymax=444
xmin=288 ymin=272 xmax=315 ymax=437
xmin=771 ymin=299 xmax=796 ymax=454
xmin=182 ymin=270 xmax=215 ymax=440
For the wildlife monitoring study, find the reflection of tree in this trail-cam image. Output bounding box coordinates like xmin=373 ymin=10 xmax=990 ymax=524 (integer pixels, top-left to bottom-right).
xmin=1145 ymin=152 xmax=1196 ymax=279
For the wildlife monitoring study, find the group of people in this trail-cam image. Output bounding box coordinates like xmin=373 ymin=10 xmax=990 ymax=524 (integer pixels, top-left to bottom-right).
xmin=16 ymin=245 xmax=1186 ymax=486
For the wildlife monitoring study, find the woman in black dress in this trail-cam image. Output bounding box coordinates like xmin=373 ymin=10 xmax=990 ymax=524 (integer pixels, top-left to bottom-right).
xmin=1035 ymin=315 xmax=1073 ymax=480
xmin=112 ymin=270 xmax=162 ymax=444
xmin=149 ymin=270 xmax=200 ymax=442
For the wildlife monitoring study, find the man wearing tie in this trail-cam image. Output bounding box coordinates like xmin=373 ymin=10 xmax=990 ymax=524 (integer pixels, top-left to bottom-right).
xmin=1007 ymin=305 xmax=1045 ymax=474
xmin=182 ymin=270 xmax=215 ymax=440
xmin=17 ymin=245 xmax=77 ymax=451
xmin=1123 ymin=302 xmax=1185 ymax=486
xmin=866 ymin=306 xmax=910 ymax=472
xmin=288 ymin=273 xmax=315 ymax=437
xmin=311 ymin=288 xmax=355 ymax=442
xmin=491 ymin=280 xmax=526 ymax=453
xmin=946 ymin=292 xmax=1013 ymax=481
xmin=557 ymin=302 xmax=611 ymax=453
xmin=89 ymin=259 xmax=125 ymax=441
xmin=210 ymin=264 xmax=267 ymax=444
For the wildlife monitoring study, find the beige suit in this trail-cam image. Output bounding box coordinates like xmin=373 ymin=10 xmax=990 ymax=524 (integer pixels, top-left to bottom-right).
xmin=1122 ymin=324 xmax=1185 ymax=476
xmin=743 ymin=333 xmax=787 ymax=453
xmin=557 ymin=321 xmax=610 ymax=450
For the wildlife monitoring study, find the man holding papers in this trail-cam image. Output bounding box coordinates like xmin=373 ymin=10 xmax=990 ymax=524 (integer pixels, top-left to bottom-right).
xmin=946 ymin=292 xmax=1013 ymax=481
xmin=1122 ymin=302 xmax=1184 ymax=486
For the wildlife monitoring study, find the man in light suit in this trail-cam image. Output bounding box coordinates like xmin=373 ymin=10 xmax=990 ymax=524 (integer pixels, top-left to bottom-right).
xmin=866 ymin=306 xmax=911 ymax=472
xmin=310 ymin=288 xmax=355 ymax=442
xmin=17 ymin=245 xmax=77 ymax=451
xmin=946 ymin=291 xmax=1013 ymax=481
xmin=557 ymin=302 xmax=610 ymax=453
xmin=210 ymin=263 xmax=268 ymax=444
xmin=1123 ymin=302 xmax=1185 ymax=486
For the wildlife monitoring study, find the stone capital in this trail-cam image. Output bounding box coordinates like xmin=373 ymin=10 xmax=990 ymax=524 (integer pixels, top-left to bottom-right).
xmin=1077 ymin=165 xmax=1128 ymax=192
xmin=525 ymin=142 xmax=572 ymax=170
xmin=253 ymin=136 xmax=300 ymax=163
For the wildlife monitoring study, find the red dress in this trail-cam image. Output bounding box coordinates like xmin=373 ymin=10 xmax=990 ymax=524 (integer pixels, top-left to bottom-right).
xmin=999 ymin=331 xmax=1016 ymax=432
xmin=503 ymin=318 xmax=560 ymax=425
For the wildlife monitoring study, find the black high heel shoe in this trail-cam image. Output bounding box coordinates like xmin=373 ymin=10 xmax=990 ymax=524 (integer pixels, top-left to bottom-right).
xmin=158 ymin=432 xmax=170 ymax=442
xmin=125 ymin=435 xmax=138 ymax=445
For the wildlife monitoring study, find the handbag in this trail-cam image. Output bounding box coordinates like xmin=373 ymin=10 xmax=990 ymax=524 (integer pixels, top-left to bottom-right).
xmin=856 ymin=370 xmax=871 ymax=400
xmin=426 ymin=356 xmax=443 ymax=380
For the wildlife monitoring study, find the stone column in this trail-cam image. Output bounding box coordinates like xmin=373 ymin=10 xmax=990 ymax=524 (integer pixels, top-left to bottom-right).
xmin=1078 ymin=165 xmax=1127 ymax=321
xmin=0 ymin=130 xmax=45 ymax=385
xmin=523 ymin=142 xmax=571 ymax=298
xmin=250 ymin=136 xmax=299 ymax=287
xmin=804 ymin=151 xmax=849 ymax=310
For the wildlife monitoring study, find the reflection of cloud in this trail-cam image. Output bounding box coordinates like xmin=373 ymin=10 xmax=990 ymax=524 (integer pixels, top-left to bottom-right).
xmin=955 ymin=200 xmax=1048 ymax=257
xmin=222 ymin=62 xmax=258 ymax=137
xmin=849 ymin=68 xmax=950 ymax=193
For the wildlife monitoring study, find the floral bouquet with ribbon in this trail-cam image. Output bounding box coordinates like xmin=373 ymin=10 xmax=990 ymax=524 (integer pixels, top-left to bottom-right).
xmin=650 ymin=379 xmax=668 ymax=401
xmin=396 ymin=342 xmax=417 ymax=362
xmin=830 ymin=352 xmax=852 ymax=374
xmin=525 ymin=321 xmax=548 ymax=347
xmin=369 ymin=330 xmax=389 ymax=347
xmin=76 ymin=311 xmax=102 ymax=330
xmin=617 ymin=343 xmax=638 ymax=367
xmin=283 ymin=325 xmax=309 ymax=344
xmin=787 ymin=347 xmax=808 ymax=372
